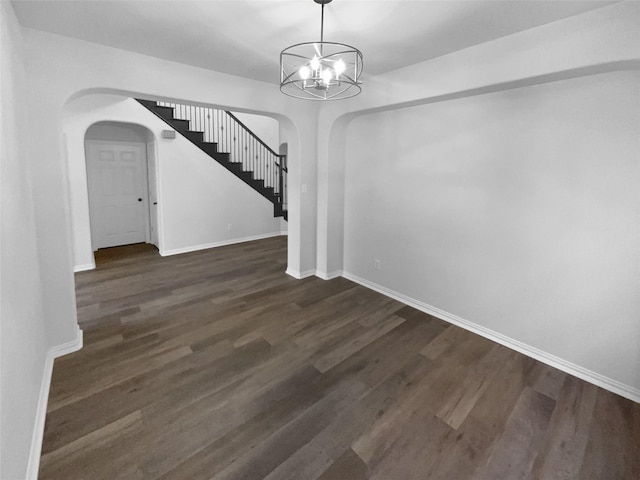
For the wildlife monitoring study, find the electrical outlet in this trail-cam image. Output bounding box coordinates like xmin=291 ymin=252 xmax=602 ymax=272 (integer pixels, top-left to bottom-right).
xmin=227 ymin=224 xmax=232 ymax=231
xmin=374 ymin=259 xmax=381 ymax=270
xmin=302 ymin=184 xmax=308 ymax=193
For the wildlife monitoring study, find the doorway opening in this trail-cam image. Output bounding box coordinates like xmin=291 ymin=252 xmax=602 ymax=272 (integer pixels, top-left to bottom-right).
xmin=85 ymin=121 xmax=159 ymax=257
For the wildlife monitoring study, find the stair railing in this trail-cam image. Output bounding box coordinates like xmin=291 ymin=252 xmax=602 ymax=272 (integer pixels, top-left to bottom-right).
xmin=157 ymin=102 xmax=287 ymax=212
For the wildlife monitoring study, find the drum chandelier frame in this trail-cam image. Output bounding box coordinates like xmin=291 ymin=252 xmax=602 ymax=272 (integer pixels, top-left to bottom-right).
xmin=280 ymin=0 xmax=363 ymax=100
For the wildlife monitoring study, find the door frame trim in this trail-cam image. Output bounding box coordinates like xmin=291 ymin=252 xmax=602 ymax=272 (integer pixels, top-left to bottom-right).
xmin=146 ymin=139 xmax=161 ymax=249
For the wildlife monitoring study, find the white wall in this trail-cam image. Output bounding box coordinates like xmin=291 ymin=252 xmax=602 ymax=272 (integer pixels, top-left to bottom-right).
xmin=65 ymin=95 xmax=283 ymax=269
xmin=344 ymin=70 xmax=640 ymax=396
xmin=316 ymin=1 xmax=640 ymax=279
xmin=1 ymin=3 xmax=52 ymax=478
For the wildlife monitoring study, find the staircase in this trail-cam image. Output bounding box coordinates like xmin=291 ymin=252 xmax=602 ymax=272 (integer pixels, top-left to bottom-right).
xmin=136 ymin=99 xmax=287 ymax=220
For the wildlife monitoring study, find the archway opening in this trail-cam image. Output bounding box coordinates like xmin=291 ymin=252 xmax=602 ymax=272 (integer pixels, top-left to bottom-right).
xmin=64 ymin=91 xmax=296 ymax=274
xmin=84 ymin=121 xmax=159 ymax=264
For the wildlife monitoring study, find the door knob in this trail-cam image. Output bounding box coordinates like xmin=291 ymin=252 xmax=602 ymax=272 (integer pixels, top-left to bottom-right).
xmin=138 ymin=198 xmax=143 ymax=202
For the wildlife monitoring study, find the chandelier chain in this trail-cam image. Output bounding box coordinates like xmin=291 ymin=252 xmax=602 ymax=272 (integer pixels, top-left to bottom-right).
xmin=320 ymin=3 xmax=325 ymax=42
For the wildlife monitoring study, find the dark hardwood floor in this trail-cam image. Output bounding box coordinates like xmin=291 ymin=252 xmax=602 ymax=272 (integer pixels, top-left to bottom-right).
xmin=40 ymin=236 xmax=639 ymax=479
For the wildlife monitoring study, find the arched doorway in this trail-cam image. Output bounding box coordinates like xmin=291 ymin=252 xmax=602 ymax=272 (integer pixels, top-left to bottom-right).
xmin=64 ymin=92 xmax=298 ymax=274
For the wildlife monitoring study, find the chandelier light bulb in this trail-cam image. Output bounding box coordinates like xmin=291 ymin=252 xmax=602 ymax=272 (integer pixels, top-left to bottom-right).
xmin=321 ymin=68 xmax=333 ymax=85
xmin=334 ymin=58 xmax=346 ymax=77
xmin=310 ymin=55 xmax=321 ymax=71
xmin=299 ymin=66 xmax=311 ymax=79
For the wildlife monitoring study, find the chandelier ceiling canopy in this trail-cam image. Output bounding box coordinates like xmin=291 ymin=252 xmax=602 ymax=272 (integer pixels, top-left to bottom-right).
xmin=280 ymin=0 xmax=363 ymax=101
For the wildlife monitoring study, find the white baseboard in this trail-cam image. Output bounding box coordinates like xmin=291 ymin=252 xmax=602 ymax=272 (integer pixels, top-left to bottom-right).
xmin=286 ymin=268 xmax=316 ymax=279
xmin=288 ymin=269 xmax=342 ymax=280
xmin=316 ymin=269 xmax=343 ymax=280
xmin=342 ymin=271 xmax=640 ymax=404
xmin=160 ymin=231 xmax=284 ymax=257
xmin=26 ymin=327 xmax=83 ymax=480
xmin=73 ymin=262 xmax=95 ymax=272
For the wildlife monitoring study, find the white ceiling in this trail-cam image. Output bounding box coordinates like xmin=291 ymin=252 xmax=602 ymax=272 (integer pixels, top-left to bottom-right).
xmin=11 ymin=0 xmax=616 ymax=83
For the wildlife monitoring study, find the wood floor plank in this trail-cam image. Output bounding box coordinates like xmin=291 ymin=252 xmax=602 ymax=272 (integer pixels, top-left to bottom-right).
xmin=426 ymin=351 xmax=542 ymax=479
xmin=351 ymin=353 xmax=468 ymax=466
xmin=311 ymin=314 xmax=406 ymax=373
xmin=436 ymin=343 xmax=509 ymax=429
xmin=315 ymin=449 xmax=369 ymax=480
xmin=39 ymin=237 xmax=640 ymax=480
xmin=152 ymin=366 xmax=324 ymax=479
xmin=48 ymin=344 xmax=193 ymax=411
xmin=40 ymin=410 xmax=143 ymax=470
xmin=530 ymin=375 xmax=598 ymax=480
xmin=474 ymin=387 xmax=556 ymax=480
xmin=368 ymin=409 xmax=454 ymax=480
xmin=577 ymin=388 xmax=640 ymax=480
xmin=209 ymin=378 xmax=370 ymax=480
xmin=263 ymin=354 xmax=434 ymax=480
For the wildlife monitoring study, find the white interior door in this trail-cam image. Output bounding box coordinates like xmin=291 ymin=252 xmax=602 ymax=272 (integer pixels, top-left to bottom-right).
xmin=87 ymin=141 xmax=148 ymax=249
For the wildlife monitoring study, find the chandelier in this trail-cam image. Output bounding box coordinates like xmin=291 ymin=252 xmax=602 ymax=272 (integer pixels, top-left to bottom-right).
xmin=280 ymin=0 xmax=363 ymax=100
